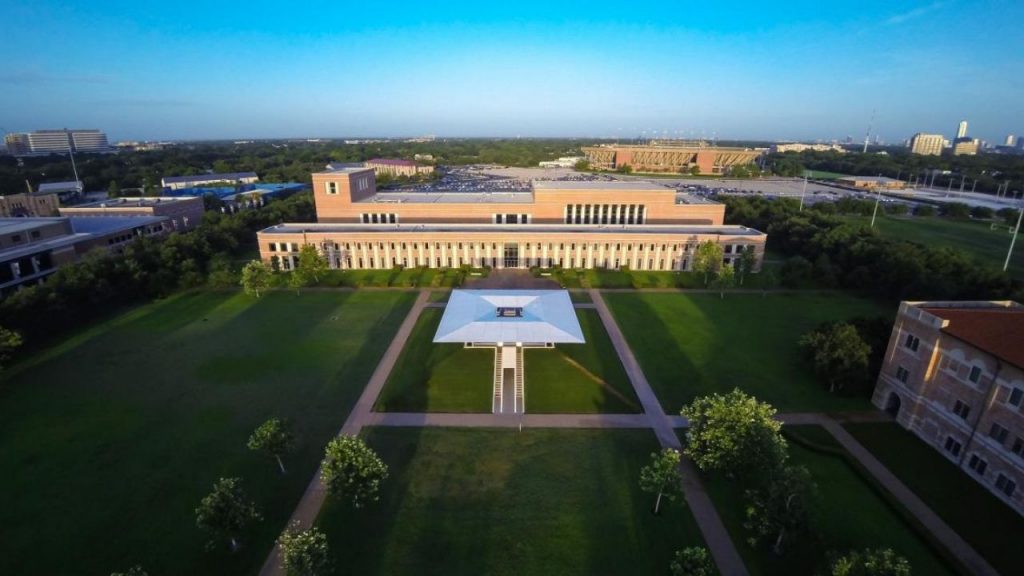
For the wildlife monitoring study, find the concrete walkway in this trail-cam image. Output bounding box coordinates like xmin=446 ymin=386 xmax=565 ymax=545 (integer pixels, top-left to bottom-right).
xmin=589 ymin=289 xmax=750 ymax=576
xmin=258 ymin=290 xmax=430 ymax=576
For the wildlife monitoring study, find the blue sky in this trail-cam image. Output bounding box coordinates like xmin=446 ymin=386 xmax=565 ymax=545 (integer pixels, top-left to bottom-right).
xmin=1 ymin=0 xmax=1022 ymax=143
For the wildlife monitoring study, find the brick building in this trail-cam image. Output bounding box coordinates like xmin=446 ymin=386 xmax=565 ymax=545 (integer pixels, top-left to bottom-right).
xmin=256 ymin=166 xmax=766 ymax=272
xmin=872 ymin=301 xmax=1024 ymax=514
xmin=364 ymin=158 xmax=435 ymax=177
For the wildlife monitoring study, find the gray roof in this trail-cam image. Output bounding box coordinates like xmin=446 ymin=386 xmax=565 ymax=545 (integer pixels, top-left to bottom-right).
xmin=361 ymin=191 xmax=534 ymax=204
xmin=0 ymin=217 xmax=67 ymax=234
xmin=531 ymin=181 xmax=671 ymax=191
xmin=69 ymin=216 xmax=168 ymax=235
xmin=38 ymin=181 xmax=83 ymax=193
xmin=161 ymin=172 xmax=257 ymax=184
xmin=434 ymin=290 xmax=585 ymax=344
xmin=260 ymin=222 xmax=765 ymax=237
xmin=71 ymin=197 xmax=198 ymax=208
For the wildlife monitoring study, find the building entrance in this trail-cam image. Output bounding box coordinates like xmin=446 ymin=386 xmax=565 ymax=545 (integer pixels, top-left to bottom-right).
xmin=503 ymin=243 xmax=519 ymax=268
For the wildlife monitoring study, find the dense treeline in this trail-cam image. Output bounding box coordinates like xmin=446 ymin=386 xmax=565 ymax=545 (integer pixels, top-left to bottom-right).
xmin=768 ymin=149 xmax=1024 ymax=195
xmin=0 ymin=193 xmax=315 ymax=357
xmin=0 ymin=139 xmax=590 ymax=195
xmin=722 ymin=196 xmax=1020 ymax=302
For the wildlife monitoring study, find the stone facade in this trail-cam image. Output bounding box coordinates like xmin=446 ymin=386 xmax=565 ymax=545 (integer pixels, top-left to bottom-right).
xmin=872 ymin=301 xmax=1024 ymax=514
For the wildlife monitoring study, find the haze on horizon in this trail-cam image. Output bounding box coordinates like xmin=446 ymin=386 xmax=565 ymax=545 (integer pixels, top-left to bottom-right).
xmin=2 ymin=0 xmax=1022 ymax=145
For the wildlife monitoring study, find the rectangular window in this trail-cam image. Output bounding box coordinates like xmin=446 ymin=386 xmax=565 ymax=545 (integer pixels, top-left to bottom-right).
xmin=1012 ymin=437 xmax=1024 ymax=457
xmin=904 ymin=333 xmax=920 ymax=352
xmin=996 ymin=474 xmax=1016 ymax=497
xmin=327 ymin=182 xmax=338 ymax=195
xmin=990 ymin=423 xmax=1010 ymax=445
xmin=944 ymin=436 xmax=962 ymax=456
xmin=896 ymin=366 xmax=909 ymax=383
xmin=1009 ymin=387 xmax=1023 ymax=407
xmin=969 ymin=366 xmax=983 ymax=383
xmin=968 ymin=454 xmax=988 ymax=475
xmin=952 ymin=400 xmax=970 ymax=420
xmin=495 ymin=214 xmax=503 ymax=224
xmin=361 ymin=214 xmax=369 ymax=223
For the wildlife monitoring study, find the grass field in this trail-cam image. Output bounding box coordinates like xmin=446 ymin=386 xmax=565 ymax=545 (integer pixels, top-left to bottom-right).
xmin=525 ymin=310 xmax=640 ymax=413
xmin=316 ymin=427 xmax=705 ymax=576
xmin=546 ymin=267 xmax=773 ymax=290
xmin=375 ymin=308 xmax=494 ymax=412
xmin=0 ymin=290 xmax=415 ymax=576
xmin=839 ymin=213 xmax=1023 ymax=279
xmin=377 ymin=308 xmax=639 ymax=413
xmin=845 ymin=422 xmax=1024 ymax=576
xmin=702 ymin=426 xmax=955 ymax=576
xmin=603 ymin=293 xmax=894 ymax=413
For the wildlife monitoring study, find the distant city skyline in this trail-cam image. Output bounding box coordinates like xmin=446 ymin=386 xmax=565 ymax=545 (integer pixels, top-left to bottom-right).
xmin=2 ymin=1 xmax=1022 ymax=144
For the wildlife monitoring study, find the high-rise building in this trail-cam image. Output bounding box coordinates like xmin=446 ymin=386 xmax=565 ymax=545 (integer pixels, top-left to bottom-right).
xmin=1006 ymin=135 xmax=1016 ymax=147
xmin=953 ymin=138 xmax=980 ymax=156
xmin=4 ymin=129 xmax=111 ymax=156
xmin=910 ymin=133 xmax=944 ymax=156
xmin=957 ymin=120 xmax=969 ymax=139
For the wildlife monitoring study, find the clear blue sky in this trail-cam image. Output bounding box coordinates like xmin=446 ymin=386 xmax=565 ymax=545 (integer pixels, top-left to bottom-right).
xmin=2 ymin=0 xmax=1021 ymax=143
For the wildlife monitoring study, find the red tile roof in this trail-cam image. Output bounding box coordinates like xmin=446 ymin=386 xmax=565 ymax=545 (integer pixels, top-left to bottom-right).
xmin=922 ymin=306 xmax=1024 ymax=370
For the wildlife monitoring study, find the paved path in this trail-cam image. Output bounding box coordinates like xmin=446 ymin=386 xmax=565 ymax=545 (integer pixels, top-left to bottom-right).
xmin=258 ymin=290 xmax=430 ymax=576
xmin=590 ymin=289 xmax=750 ymax=576
xmin=818 ymin=418 xmax=1000 ymax=576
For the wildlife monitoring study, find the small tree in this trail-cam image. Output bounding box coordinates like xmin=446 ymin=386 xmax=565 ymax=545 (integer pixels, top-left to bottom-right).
xmin=715 ymin=265 xmax=735 ymax=298
xmin=0 ymin=325 xmax=23 ymax=370
xmin=737 ymin=246 xmax=757 ymax=285
xmin=743 ymin=465 xmax=816 ymax=555
xmin=692 ymin=241 xmax=724 ymax=286
xmin=108 ymin=180 xmax=121 ymax=198
xmin=829 ymin=548 xmax=912 ymax=576
xmin=670 ymin=546 xmax=715 ymax=576
xmin=689 ymin=165 xmax=701 ymax=176
xmin=759 ymin=267 xmax=778 ymax=297
xmin=799 ymin=322 xmax=871 ymax=394
xmin=681 ymin=389 xmax=787 ymax=480
xmin=574 ymin=159 xmax=591 ymax=171
xmin=639 ymin=448 xmax=684 ymax=514
xmin=110 ymin=566 xmax=148 ymax=576
xmin=289 ymin=265 xmax=308 ymax=294
xmin=248 ymin=418 xmax=296 ymax=474
xmin=278 ymin=524 xmax=333 ymax=576
xmin=240 ymin=260 xmax=271 ymax=298
xmin=195 ymin=477 xmax=262 ymax=552
xmin=297 ymin=244 xmax=328 ymax=284
xmin=321 ymin=435 xmax=389 ymax=508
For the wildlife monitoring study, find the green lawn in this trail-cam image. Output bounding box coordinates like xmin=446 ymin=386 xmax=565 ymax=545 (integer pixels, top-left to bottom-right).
xmin=603 ymin=293 xmax=894 ymax=413
xmin=845 ymin=422 xmax=1024 ymax=576
xmin=805 ymin=169 xmax=849 ymax=179
xmin=375 ymin=308 xmax=494 ymax=412
xmin=0 ymin=290 xmax=415 ymax=576
xmin=525 ymin=310 xmax=640 ymax=413
xmin=702 ymin=426 xmax=955 ymax=576
xmin=839 ymin=213 xmax=1023 ymax=279
xmin=377 ymin=308 xmax=639 ymax=414
xmin=316 ymin=427 xmax=706 ymax=576
xmin=547 ymin=268 xmax=771 ymax=289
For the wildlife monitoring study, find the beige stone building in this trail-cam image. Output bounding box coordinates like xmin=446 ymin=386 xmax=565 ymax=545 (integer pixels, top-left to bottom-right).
xmin=581 ymin=144 xmax=764 ymax=174
xmin=0 ymin=192 xmax=60 ymax=217
xmin=256 ymin=167 xmax=766 ymax=272
xmin=364 ymin=158 xmax=435 ymax=177
xmin=953 ymin=139 xmax=980 ymax=156
xmin=910 ymin=133 xmax=945 ymax=156
xmin=872 ymin=301 xmax=1024 ymax=514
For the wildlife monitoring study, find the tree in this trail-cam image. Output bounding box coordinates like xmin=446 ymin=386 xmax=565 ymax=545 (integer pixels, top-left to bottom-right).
xmin=670 ymin=547 xmax=715 ymax=576
xmin=914 ymin=204 xmax=936 ymax=217
xmin=616 ymin=164 xmax=633 ymax=174
xmin=195 ymin=477 xmax=262 ymax=552
xmin=320 ymin=435 xmax=389 ymax=508
xmin=639 ymin=448 xmax=684 ymax=515
xmin=829 ymin=548 xmax=911 ymax=576
xmin=574 ymin=159 xmax=591 ymax=171
xmin=0 ymin=325 xmax=23 ymax=370
xmin=110 ymin=566 xmax=148 ymax=576
xmin=941 ymin=202 xmax=971 ymax=219
xmin=297 ymin=244 xmax=328 ymax=284
xmin=743 ymin=465 xmax=816 ymax=555
xmin=689 ymin=165 xmax=701 ymax=176
xmin=248 ymin=418 xmax=296 ymax=474
xmin=108 ymin=180 xmax=121 ymax=198
xmin=799 ymin=322 xmax=871 ymax=394
xmin=240 ymin=260 xmax=271 ymax=298
xmin=681 ymin=390 xmax=788 ymax=480
xmin=736 ymin=246 xmax=757 ymax=285
xmin=759 ymin=267 xmax=778 ymax=297
xmin=278 ymin=524 xmax=333 ymax=576
xmin=692 ymin=241 xmax=724 ymax=286
xmin=715 ymin=264 xmax=735 ymax=298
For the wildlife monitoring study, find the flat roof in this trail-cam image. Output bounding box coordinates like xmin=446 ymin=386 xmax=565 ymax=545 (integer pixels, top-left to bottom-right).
xmin=921 ymin=304 xmax=1024 ymax=370
xmin=38 ymin=181 xmax=83 ymax=192
xmin=361 ymin=191 xmax=534 ymax=204
xmin=367 ymin=158 xmax=418 ymax=167
xmin=531 ymin=181 xmax=671 ymax=191
xmin=69 ymin=216 xmax=168 ymax=235
xmin=70 ymin=197 xmax=199 ymax=208
xmin=321 ymin=165 xmax=375 ymax=175
xmin=260 ymin=222 xmax=765 ymax=237
xmin=0 ymin=217 xmax=67 ymax=234
xmin=162 ymin=172 xmax=257 ymax=184
xmin=434 ymin=290 xmax=584 ymax=344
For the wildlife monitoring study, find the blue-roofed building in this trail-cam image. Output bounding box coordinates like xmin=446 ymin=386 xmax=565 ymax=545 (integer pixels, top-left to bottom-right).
xmin=161 ymin=172 xmax=259 ymax=190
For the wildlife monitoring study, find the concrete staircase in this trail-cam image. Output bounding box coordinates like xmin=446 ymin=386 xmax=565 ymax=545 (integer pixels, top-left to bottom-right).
xmin=492 ymin=348 xmax=503 ymax=413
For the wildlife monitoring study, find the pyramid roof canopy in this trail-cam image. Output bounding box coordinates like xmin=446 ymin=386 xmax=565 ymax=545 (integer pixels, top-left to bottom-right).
xmin=433 ymin=290 xmax=585 ymax=345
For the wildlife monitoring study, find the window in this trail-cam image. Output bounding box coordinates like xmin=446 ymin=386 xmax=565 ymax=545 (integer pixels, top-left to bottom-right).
xmin=952 ymin=400 xmax=970 ymax=420
xmin=1009 ymin=387 xmax=1023 ymax=407
xmin=269 ymin=243 xmax=278 ymax=252
xmin=1012 ymin=437 xmax=1024 ymax=457
xmin=996 ymin=474 xmax=1016 ymax=497
xmin=11 ymin=234 xmax=21 ymax=242
xmin=969 ymin=366 xmax=983 ymax=383
xmin=327 ymin=182 xmax=337 ymax=195
xmin=30 ymin=230 xmax=40 ymax=239
xmin=495 ymin=214 xmax=503 ymax=224
xmin=896 ymin=366 xmax=910 ymax=383
xmin=904 ymin=333 xmax=920 ymax=351
xmin=968 ymin=455 xmax=988 ymax=475
xmin=944 ymin=436 xmax=962 ymax=456
xmin=990 ymin=423 xmax=1009 ymax=445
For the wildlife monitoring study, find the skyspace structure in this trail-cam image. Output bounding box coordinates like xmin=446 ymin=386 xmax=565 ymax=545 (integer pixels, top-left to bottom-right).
xmin=434 ymin=289 xmax=584 ymax=414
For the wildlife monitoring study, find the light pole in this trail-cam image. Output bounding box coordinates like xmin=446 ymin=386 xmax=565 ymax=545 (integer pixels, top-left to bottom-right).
xmin=1005 ymin=205 xmax=1023 ymax=272
xmin=799 ymin=172 xmax=807 ymax=211
xmin=870 ymin=185 xmax=883 ymax=228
